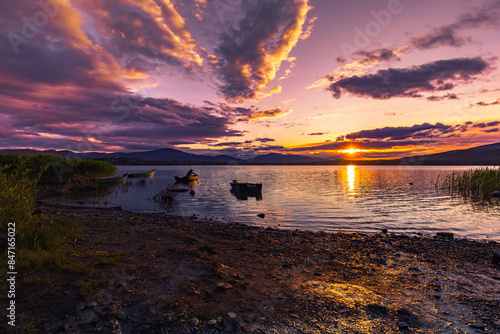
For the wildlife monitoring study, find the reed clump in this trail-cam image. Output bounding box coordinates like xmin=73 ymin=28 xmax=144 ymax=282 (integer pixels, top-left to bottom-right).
xmin=438 ymin=167 xmax=500 ymax=201
xmin=0 ymin=153 xmax=116 ymax=185
xmin=0 ymin=162 xmax=77 ymax=269
xmin=154 ymin=183 xmax=178 ymax=202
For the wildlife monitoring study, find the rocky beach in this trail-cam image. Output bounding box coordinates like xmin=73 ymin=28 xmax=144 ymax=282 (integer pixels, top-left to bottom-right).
xmin=1 ymin=202 xmax=499 ymax=334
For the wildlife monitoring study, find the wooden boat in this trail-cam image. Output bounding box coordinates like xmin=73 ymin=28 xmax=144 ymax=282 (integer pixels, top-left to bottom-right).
xmin=230 ymin=180 xmax=262 ymax=193
xmin=93 ymin=175 xmax=127 ymax=185
xmin=174 ymin=175 xmax=198 ymax=183
xmin=127 ymin=169 xmax=155 ymax=178
xmin=230 ymin=180 xmax=262 ymax=200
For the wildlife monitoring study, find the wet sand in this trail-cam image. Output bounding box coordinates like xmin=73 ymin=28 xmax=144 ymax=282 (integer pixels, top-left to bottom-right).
xmin=2 ymin=202 xmax=499 ymax=333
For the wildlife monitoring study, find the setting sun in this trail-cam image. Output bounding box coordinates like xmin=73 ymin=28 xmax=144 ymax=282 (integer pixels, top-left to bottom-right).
xmin=340 ymin=147 xmax=364 ymax=154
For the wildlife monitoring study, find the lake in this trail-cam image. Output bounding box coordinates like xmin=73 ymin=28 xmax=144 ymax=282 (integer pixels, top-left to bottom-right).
xmin=47 ymin=165 xmax=500 ymax=241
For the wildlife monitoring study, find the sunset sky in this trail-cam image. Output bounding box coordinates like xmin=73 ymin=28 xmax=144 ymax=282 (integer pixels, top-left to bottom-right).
xmin=1 ymin=0 xmax=499 ymax=159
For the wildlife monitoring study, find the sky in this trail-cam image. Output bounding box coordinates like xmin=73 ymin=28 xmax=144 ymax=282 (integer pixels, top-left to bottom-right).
xmin=1 ymin=0 xmax=499 ymax=159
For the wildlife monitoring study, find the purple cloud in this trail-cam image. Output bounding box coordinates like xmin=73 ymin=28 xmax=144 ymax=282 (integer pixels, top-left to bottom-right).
xmin=255 ymin=138 xmax=276 ymax=143
xmin=327 ymin=57 xmax=488 ymax=99
xmin=215 ymin=0 xmax=310 ymax=101
xmin=410 ymin=3 xmax=500 ymax=50
xmin=344 ymin=122 xmax=455 ymax=140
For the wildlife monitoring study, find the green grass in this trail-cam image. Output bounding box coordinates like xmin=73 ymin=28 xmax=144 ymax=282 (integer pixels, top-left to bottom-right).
xmin=437 ymin=167 xmax=500 ymax=202
xmin=0 ymin=159 xmax=80 ymax=270
xmin=0 ymin=153 xmax=116 ymax=184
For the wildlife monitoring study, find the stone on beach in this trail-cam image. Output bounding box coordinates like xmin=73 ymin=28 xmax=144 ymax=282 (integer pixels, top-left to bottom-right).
xmin=436 ymin=232 xmax=454 ymax=240
xmin=217 ymin=282 xmax=233 ymax=290
xmin=493 ymin=252 xmax=500 ymax=265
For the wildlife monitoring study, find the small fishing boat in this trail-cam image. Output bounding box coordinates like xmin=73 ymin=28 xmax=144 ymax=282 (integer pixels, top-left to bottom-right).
xmin=230 ymin=180 xmax=262 ymax=193
xmin=127 ymin=169 xmax=155 ymax=178
xmin=92 ymin=175 xmax=127 ymax=185
xmin=230 ymin=180 xmax=262 ymax=200
xmin=174 ymin=175 xmax=198 ymax=183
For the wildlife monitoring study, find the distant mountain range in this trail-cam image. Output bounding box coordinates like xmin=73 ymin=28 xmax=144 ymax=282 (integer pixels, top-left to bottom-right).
xmin=2 ymin=142 xmax=500 ymax=165
xmin=395 ymin=142 xmax=500 ymax=165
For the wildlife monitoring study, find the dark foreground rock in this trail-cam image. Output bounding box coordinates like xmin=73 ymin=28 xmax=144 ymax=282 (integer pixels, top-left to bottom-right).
xmin=1 ymin=202 xmax=499 ymax=334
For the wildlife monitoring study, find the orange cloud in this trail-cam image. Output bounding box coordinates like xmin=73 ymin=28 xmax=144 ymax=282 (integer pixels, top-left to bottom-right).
xmin=242 ymin=107 xmax=292 ymax=121
xmin=216 ymin=0 xmax=311 ymax=102
xmin=72 ymin=0 xmax=206 ymax=73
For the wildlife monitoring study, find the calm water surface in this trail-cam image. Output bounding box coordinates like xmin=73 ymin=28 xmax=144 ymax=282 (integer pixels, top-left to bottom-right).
xmin=49 ymin=165 xmax=500 ymax=241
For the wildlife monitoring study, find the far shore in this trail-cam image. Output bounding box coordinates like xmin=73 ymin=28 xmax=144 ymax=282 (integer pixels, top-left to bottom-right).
xmin=1 ymin=202 xmax=499 ymax=333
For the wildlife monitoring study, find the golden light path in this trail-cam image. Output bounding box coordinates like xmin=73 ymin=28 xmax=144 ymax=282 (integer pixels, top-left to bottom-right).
xmin=347 ymin=165 xmax=355 ymax=191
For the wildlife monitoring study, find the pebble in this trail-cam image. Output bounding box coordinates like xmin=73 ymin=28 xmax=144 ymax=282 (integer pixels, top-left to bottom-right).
xmin=217 ymin=282 xmax=233 ymax=290
xmin=190 ymin=318 xmax=199 ymax=326
xmin=436 ymin=232 xmax=454 ymax=240
xmin=257 ymin=213 xmax=265 ymax=218
xmin=77 ymin=310 xmax=96 ymax=324
xmin=208 ymin=319 xmax=217 ymax=326
xmin=224 ymin=325 xmax=233 ymax=332
xmin=227 ymin=312 xmax=237 ymax=319
xmin=398 ymin=322 xmax=409 ymax=329
xmin=492 ymin=252 xmax=500 ymax=265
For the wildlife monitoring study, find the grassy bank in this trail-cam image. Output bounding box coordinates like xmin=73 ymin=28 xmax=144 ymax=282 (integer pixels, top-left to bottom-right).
xmin=0 ymin=153 xmax=116 ymax=184
xmin=438 ymin=167 xmax=500 ymax=201
xmin=0 ymin=154 xmax=115 ymax=271
xmin=0 ymin=163 xmax=78 ymax=267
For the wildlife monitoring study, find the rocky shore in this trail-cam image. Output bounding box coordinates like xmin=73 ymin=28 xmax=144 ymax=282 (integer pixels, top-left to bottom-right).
xmin=1 ymin=202 xmax=499 ymax=333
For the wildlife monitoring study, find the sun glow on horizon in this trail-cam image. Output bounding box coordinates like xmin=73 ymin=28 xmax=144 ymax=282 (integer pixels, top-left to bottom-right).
xmin=339 ymin=147 xmax=365 ymax=154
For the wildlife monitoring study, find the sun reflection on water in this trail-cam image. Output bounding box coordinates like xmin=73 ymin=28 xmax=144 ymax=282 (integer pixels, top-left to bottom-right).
xmin=347 ymin=165 xmax=356 ymax=191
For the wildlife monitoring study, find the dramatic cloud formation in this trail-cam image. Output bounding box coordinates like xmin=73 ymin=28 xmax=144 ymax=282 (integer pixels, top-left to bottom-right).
xmin=342 ymin=122 xmax=455 ymax=140
xmin=326 ymin=57 xmax=488 ymax=99
xmin=215 ymin=0 xmax=310 ymax=101
xmin=410 ymin=2 xmax=500 ymax=50
xmin=287 ymin=120 xmax=500 ymax=158
xmin=71 ymin=0 xmax=207 ymax=74
xmin=1 ymin=0 xmax=499 ymax=157
xmin=309 ymin=46 xmax=409 ymax=89
xmin=0 ymin=91 xmax=254 ymax=151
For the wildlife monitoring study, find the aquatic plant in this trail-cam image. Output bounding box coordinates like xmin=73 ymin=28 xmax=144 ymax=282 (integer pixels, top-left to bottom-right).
xmin=154 ymin=184 xmax=179 ymax=202
xmin=0 ymin=162 xmax=77 ymax=267
xmin=437 ymin=167 xmax=500 ymax=202
xmin=0 ymin=153 xmax=116 ymax=184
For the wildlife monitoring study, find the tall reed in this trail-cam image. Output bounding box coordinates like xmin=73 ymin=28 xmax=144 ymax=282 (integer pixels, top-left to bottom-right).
xmin=0 ymin=160 xmax=79 ymax=272
xmin=438 ymin=167 xmax=500 ymax=201
xmin=0 ymin=153 xmax=116 ymax=184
